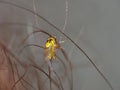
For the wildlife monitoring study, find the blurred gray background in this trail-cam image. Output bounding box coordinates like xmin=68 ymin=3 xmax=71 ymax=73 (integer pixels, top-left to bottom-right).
xmin=0 ymin=0 xmax=120 ymax=90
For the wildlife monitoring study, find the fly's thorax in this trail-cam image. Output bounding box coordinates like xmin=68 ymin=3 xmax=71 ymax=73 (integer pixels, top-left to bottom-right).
xmin=45 ymin=37 xmax=56 ymax=48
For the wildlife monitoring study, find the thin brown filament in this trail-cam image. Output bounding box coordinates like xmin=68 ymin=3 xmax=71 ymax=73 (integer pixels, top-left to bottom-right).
xmin=31 ymin=64 xmax=61 ymax=89
xmin=18 ymin=44 xmax=45 ymax=54
xmin=59 ymin=47 xmax=73 ymax=90
xmin=3 ymin=48 xmax=17 ymax=90
xmin=11 ymin=70 xmax=27 ymax=90
xmin=53 ymin=70 xmax=64 ymax=90
xmin=48 ymin=66 xmax=52 ymax=90
xmin=13 ymin=62 xmax=36 ymax=90
xmin=56 ymin=56 xmax=68 ymax=79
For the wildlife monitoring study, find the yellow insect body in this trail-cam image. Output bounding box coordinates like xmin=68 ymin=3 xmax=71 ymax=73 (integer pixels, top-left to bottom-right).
xmin=45 ymin=37 xmax=59 ymax=60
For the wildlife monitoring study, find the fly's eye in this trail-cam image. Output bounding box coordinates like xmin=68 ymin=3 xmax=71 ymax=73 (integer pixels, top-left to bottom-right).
xmin=47 ymin=39 xmax=51 ymax=42
xmin=49 ymin=39 xmax=52 ymax=42
xmin=47 ymin=40 xmax=49 ymax=42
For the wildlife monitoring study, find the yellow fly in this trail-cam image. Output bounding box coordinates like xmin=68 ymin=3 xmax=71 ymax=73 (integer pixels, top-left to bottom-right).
xmin=45 ymin=37 xmax=59 ymax=60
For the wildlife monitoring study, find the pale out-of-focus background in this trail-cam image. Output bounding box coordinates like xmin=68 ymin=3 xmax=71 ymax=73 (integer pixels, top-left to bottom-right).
xmin=0 ymin=0 xmax=120 ymax=90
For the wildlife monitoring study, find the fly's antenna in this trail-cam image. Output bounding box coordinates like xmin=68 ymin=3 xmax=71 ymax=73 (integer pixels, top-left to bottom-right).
xmin=32 ymin=0 xmax=39 ymax=27
xmin=62 ymin=0 xmax=68 ymax=31
xmin=59 ymin=0 xmax=69 ymax=43
xmin=68 ymin=26 xmax=85 ymax=61
xmin=0 ymin=1 xmax=114 ymax=89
